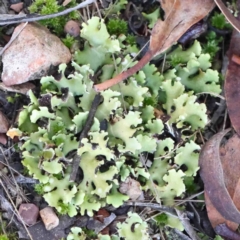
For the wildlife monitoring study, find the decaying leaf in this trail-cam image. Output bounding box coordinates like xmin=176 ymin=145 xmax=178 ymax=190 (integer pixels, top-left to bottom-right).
xmin=94 ymin=0 xmax=215 ymax=91
xmin=205 ymin=192 xmax=238 ymax=230
xmin=205 ymin=134 xmax=240 ymax=230
xmin=225 ymin=27 xmax=240 ymax=135
xmin=199 ymin=129 xmax=240 ymax=224
xmin=150 ymin=0 xmax=215 ymax=55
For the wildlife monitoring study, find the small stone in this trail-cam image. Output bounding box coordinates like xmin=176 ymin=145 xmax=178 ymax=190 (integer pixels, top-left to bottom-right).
xmin=10 ymin=2 xmax=24 ymax=13
xmin=18 ymin=203 xmax=39 ymax=226
xmin=64 ymin=20 xmax=80 ymax=37
xmin=40 ymin=207 xmax=59 ymax=230
xmin=2 ymin=23 xmax=71 ymax=86
xmin=119 ymin=177 xmax=143 ymax=201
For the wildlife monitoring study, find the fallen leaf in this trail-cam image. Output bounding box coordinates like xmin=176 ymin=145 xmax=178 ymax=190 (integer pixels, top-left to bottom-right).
xmin=215 ymin=223 xmax=240 ymax=240
xmin=225 ymin=27 xmax=240 ymax=135
xmin=205 ymin=192 xmax=238 ymax=230
xmin=205 ymin=134 xmax=240 ymax=230
xmin=221 ymin=134 xmax=240 ymax=198
xmin=94 ymin=209 xmax=110 ymax=223
xmin=199 ymin=129 xmax=240 ymax=224
xmin=94 ymin=0 xmax=215 ymax=91
xmin=150 ymin=0 xmax=215 ymax=55
xmin=94 ymin=209 xmax=110 ymax=235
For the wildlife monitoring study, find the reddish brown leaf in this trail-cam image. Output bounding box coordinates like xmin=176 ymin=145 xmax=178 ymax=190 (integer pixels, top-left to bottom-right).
xmin=221 ymin=134 xmax=240 ymax=198
xmin=199 ymin=129 xmax=240 ymax=224
xmin=225 ymin=28 xmax=240 ymax=135
xmin=208 ymin=134 xmax=240 ymax=230
xmin=94 ymin=0 xmax=215 ymax=91
xmin=94 ymin=209 xmax=110 ymax=223
xmin=150 ymin=0 xmax=215 ymax=55
xmin=205 ymin=192 xmax=238 ymax=230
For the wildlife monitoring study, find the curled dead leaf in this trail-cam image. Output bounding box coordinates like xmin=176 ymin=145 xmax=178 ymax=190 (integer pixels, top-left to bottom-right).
xmin=199 ymin=129 xmax=240 ymax=224
xmin=225 ymin=28 xmax=240 ymax=135
xmin=204 ymin=134 xmax=240 ymax=231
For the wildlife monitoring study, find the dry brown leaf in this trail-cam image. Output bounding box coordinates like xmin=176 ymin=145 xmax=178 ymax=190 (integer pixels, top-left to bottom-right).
xmin=225 ymin=27 xmax=240 ymax=135
xmin=199 ymin=129 xmax=240 ymax=224
xmin=94 ymin=209 xmax=110 ymax=223
xmin=205 ymin=192 xmax=238 ymax=230
xmin=94 ymin=0 xmax=215 ymax=91
xmin=150 ymin=0 xmax=215 ymax=55
xmin=208 ymin=134 xmax=240 ymax=230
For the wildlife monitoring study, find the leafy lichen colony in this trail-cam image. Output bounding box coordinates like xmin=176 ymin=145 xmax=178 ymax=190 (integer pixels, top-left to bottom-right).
xmin=11 ymin=15 xmax=221 ymax=238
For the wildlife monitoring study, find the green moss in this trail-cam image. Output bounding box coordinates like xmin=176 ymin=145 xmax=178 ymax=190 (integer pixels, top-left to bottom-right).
xmin=28 ymin=0 xmax=80 ymax=35
xmin=107 ymin=18 xmax=128 ymax=36
xmin=0 ymin=235 xmax=9 ymax=240
xmin=202 ymin=31 xmax=222 ymax=59
xmin=81 ymin=228 xmax=97 ymax=238
xmin=211 ymin=12 xmax=232 ymax=29
xmin=125 ymin=34 xmax=136 ymax=45
xmin=61 ymin=34 xmax=76 ymax=48
xmin=34 ymin=183 xmax=45 ymax=195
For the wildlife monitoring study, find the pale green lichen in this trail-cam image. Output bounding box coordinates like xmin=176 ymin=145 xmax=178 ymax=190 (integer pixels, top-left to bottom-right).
xmin=117 ymin=212 xmax=150 ymax=240
xmin=14 ymin=16 xmax=216 ymax=235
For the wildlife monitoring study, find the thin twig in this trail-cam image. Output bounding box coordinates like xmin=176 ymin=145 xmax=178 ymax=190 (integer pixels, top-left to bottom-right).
xmin=0 ymin=147 xmax=28 ymax=202
xmin=0 ymin=179 xmax=33 ymax=240
xmin=176 ymin=209 xmax=201 ymax=240
xmin=0 ymin=0 xmax=96 ymax=25
xmin=173 ymin=229 xmax=192 ymax=240
xmin=69 ymin=93 xmax=103 ymax=181
xmin=0 ymin=22 xmax=28 ymax=56
xmin=124 ymin=201 xmax=178 ymax=218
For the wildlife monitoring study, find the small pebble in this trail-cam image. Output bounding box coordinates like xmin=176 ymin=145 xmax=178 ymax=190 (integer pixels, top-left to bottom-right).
xmin=64 ymin=20 xmax=80 ymax=37
xmin=10 ymin=2 xmax=24 ymax=13
xmin=40 ymin=207 xmax=59 ymax=230
xmin=18 ymin=203 xmax=39 ymax=226
xmin=2 ymin=23 xmax=71 ymax=86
